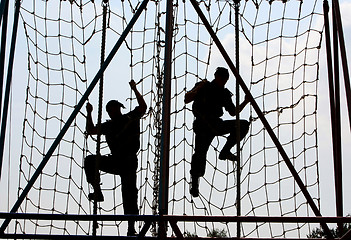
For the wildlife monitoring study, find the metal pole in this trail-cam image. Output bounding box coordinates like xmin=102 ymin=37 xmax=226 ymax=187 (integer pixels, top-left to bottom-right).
xmin=0 ymin=0 xmax=8 ymax=27
xmin=0 ymin=0 xmax=9 ymax=116
xmin=189 ymin=0 xmax=333 ymax=238
xmin=324 ymin=1 xmax=342 ymax=233
xmin=234 ymin=0 xmax=241 ymax=238
xmin=158 ymin=0 xmax=173 ymax=236
xmin=158 ymin=0 xmax=173 ymax=217
xmin=332 ymin=2 xmax=343 ymax=233
xmin=0 ymin=0 xmax=19 ymax=181
xmin=0 ymin=0 xmax=150 ymax=233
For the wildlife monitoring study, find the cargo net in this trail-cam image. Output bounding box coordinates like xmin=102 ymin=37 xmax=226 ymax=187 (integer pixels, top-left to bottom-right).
xmin=15 ymin=0 xmax=322 ymax=238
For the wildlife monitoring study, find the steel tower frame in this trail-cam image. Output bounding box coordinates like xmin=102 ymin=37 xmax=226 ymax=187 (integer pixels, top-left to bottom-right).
xmin=0 ymin=0 xmax=350 ymax=238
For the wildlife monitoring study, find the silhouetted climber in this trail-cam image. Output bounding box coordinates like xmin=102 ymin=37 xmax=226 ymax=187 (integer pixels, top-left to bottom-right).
xmin=184 ymin=67 xmax=250 ymax=198
xmin=84 ymin=80 xmax=146 ymax=236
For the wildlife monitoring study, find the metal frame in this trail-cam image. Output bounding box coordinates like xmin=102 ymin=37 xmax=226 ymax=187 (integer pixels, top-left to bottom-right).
xmin=0 ymin=0 xmax=349 ymax=238
xmin=1 ymin=213 xmax=351 ymax=239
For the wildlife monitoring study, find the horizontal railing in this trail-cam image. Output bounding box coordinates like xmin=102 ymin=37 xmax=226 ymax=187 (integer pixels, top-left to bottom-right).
xmin=1 ymin=213 xmax=350 ymax=239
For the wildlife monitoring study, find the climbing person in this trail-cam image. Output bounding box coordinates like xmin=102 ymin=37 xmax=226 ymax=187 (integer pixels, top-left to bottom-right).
xmin=84 ymin=80 xmax=147 ymax=236
xmin=184 ymin=67 xmax=250 ymax=197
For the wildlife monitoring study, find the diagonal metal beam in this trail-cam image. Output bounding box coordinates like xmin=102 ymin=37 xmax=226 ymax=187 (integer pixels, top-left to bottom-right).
xmin=0 ymin=0 xmax=9 ymax=114
xmin=0 ymin=0 xmax=150 ymax=233
xmin=136 ymin=221 xmax=152 ymax=239
xmin=0 ymin=0 xmax=18 ymax=181
xmin=169 ymin=221 xmax=184 ymax=239
xmin=331 ymin=0 xmax=351 ymax=132
xmin=0 ymin=0 xmax=8 ymax=27
xmin=341 ymin=228 xmax=351 ymax=240
xmin=189 ymin=0 xmax=333 ymax=238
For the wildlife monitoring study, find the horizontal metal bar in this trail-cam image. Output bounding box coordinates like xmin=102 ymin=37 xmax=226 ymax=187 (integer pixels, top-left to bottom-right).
xmin=0 ymin=212 xmax=158 ymax=221
xmin=163 ymin=215 xmax=351 ymax=224
xmin=1 ymin=212 xmax=350 ymax=224
xmin=0 ymin=234 xmax=155 ymax=239
xmin=0 ymin=233 xmax=336 ymax=240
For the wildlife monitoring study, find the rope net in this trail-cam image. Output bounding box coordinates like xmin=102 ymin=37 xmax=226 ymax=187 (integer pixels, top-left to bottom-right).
xmin=15 ymin=0 xmax=322 ymax=238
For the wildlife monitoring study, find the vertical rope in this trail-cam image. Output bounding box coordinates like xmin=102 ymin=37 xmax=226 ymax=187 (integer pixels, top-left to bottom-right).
xmin=92 ymin=0 xmax=108 ymax=236
xmin=151 ymin=5 xmax=163 ymax=235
